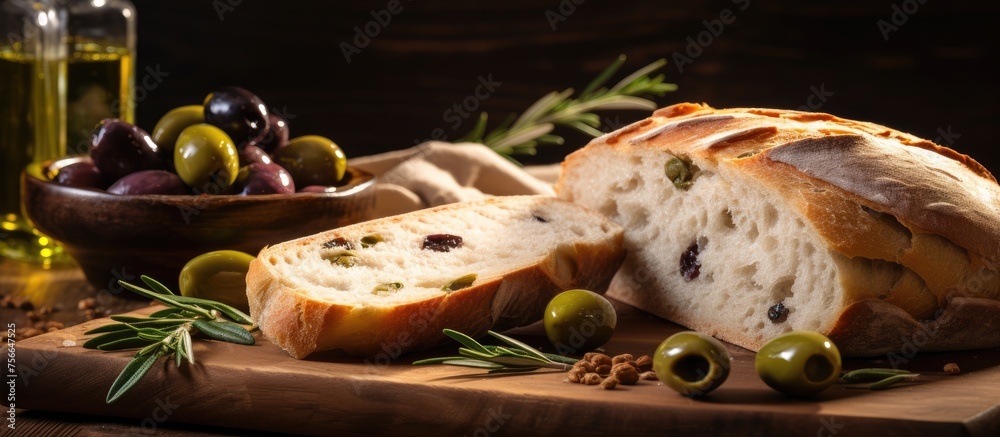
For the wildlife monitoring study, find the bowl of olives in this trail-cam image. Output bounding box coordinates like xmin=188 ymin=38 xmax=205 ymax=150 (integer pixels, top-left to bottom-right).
xmin=22 ymin=86 xmax=376 ymax=292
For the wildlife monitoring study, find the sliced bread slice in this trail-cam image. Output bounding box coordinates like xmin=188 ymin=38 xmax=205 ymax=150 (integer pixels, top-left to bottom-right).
xmin=246 ymin=195 xmax=625 ymax=358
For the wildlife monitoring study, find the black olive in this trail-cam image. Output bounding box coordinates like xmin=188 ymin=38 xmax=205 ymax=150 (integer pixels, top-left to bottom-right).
xmin=422 ymin=234 xmax=463 ymax=252
xmin=680 ymin=243 xmax=701 ymax=281
xmin=768 ymin=302 xmax=789 ymax=323
xmin=322 ymin=237 xmax=353 ymax=250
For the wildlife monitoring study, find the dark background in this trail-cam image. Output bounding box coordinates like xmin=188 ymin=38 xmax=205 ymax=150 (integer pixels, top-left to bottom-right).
xmin=131 ymin=0 xmax=999 ymax=171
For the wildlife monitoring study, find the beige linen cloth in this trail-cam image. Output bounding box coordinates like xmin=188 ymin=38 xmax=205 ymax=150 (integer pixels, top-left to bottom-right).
xmin=349 ymin=141 xmax=562 ymax=218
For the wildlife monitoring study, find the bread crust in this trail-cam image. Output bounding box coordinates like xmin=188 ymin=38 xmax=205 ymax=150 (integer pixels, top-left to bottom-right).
xmin=246 ymin=196 xmax=625 ymax=358
xmin=559 ymin=102 xmax=1000 ymax=356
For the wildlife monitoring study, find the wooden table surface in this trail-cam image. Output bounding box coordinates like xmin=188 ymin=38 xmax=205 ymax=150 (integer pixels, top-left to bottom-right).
xmin=5 ymin=259 xmax=1000 ymax=437
xmin=0 ymin=259 xmax=254 ymax=436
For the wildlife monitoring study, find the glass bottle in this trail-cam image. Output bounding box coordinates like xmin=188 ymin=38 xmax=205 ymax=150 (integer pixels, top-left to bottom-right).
xmin=0 ymin=0 xmax=66 ymax=263
xmin=0 ymin=0 xmax=135 ymax=264
xmin=64 ymin=0 xmax=135 ymax=156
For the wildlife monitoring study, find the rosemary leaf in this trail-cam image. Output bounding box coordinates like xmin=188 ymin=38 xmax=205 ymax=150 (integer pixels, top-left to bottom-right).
xmin=415 ymin=328 xmax=578 ymax=375
xmin=135 ymin=328 xmax=170 ymax=342
xmin=86 ymin=276 xmax=258 ymax=405
xmin=118 ymin=281 xmax=215 ymax=319
xmin=609 ymin=58 xmax=668 ymax=93
xmin=412 ymin=356 xmax=470 ymax=366
xmin=107 ymin=349 xmax=164 ymax=404
xmin=440 ymin=359 xmax=506 ymax=370
xmin=166 ymin=295 xmax=254 ymax=325
xmin=487 ymin=330 xmax=552 ymax=363
xmin=840 ymin=368 xmax=914 ymax=384
xmin=579 ymin=54 xmax=626 ymax=98
xmin=457 ymin=112 xmax=489 ymax=143
xmin=84 ymin=329 xmax=146 ymax=349
xmin=85 ymin=323 xmax=132 ymax=335
xmin=97 ymin=337 xmax=156 ymax=351
xmin=140 ymin=275 xmax=177 ymax=296
xmin=482 ymin=113 xmax=517 ymax=144
xmin=459 ymin=347 xmax=500 ymax=361
xmin=512 ymin=89 xmax=575 ymax=131
xmin=174 ymin=343 xmax=184 ymax=368
xmin=488 ymin=366 xmax=542 ymax=374
xmin=487 ymin=356 xmax=552 ymax=367
xmin=489 ymin=123 xmax=555 ymax=151
xmin=182 ymin=329 xmax=194 ymax=365
xmin=543 ymin=353 xmax=580 ymax=366
xmin=148 ymin=307 xmax=188 ymax=318
xmin=563 ymin=120 xmax=605 ymax=137
xmin=870 ymin=374 xmax=920 ymax=390
xmin=109 ymin=317 xmax=190 ymax=328
xmin=461 ymin=55 xmax=676 ymax=160
xmin=192 ymin=320 xmax=255 ymax=345
xmin=443 ymin=329 xmax=493 ymax=355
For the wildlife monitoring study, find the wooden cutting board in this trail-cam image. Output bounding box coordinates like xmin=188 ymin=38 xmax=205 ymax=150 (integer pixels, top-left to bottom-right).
xmin=14 ymin=303 xmax=1000 ymax=437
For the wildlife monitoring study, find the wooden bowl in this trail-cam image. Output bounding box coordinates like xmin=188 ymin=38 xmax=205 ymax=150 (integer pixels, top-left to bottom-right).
xmin=22 ymin=157 xmax=376 ymax=293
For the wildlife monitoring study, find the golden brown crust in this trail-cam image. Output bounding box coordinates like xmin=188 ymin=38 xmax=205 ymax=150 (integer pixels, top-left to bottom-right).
xmin=246 ymin=196 xmax=626 ymax=358
xmin=827 ymin=297 xmax=1000 ymax=356
xmin=561 ymin=102 xmax=1000 ymax=355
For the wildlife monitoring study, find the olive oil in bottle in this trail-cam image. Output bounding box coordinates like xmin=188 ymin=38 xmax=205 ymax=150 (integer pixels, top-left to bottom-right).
xmin=65 ymin=39 xmax=133 ymax=155
xmin=1 ymin=0 xmax=135 ymax=264
xmin=0 ymin=1 xmax=67 ymax=263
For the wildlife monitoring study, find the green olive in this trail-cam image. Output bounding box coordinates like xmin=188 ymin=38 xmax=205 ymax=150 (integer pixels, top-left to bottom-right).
xmin=152 ymin=105 xmax=204 ymax=157
xmin=543 ymin=289 xmax=617 ymax=355
xmin=174 ymin=123 xmax=239 ymax=193
xmin=273 ymin=135 xmax=347 ymax=187
xmin=653 ymin=331 xmax=731 ymax=396
xmin=179 ymin=250 xmax=256 ymax=311
xmin=755 ymin=331 xmax=842 ymax=397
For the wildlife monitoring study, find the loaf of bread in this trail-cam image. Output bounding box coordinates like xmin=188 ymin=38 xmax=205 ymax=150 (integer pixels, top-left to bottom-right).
xmin=246 ymin=195 xmax=625 ymax=358
xmin=556 ymin=102 xmax=1000 ymax=357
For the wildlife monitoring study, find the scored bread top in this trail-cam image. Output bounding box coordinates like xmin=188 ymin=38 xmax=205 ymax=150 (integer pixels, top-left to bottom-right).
xmin=565 ymin=102 xmax=1000 ymax=265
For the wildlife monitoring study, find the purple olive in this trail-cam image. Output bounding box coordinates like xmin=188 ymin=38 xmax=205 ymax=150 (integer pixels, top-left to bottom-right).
xmin=238 ymin=144 xmax=272 ymax=167
xmin=235 ymin=162 xmax=295 ymax=195
xmin=89 ymin=118 xmax=164 ymax=181
xmin=54 ymin=161 xmax=107 ymax=189
xmin=256 ymin=113 xmax=289 ymax=153
xmin=107 ymin=170 xmax=189 ymax=195
xmin=203 ymin=86 xmax=270 ymax=149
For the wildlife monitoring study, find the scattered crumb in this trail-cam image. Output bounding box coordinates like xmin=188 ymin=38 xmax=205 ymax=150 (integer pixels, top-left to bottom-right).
xmin=943 ymin=363 xmax=961 ymax=374
xmin=61 ymin=339 xmax=77 ymax=347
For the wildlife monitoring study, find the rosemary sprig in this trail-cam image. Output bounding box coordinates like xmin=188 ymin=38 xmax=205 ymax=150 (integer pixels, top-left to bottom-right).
xmin=458 ymin=54 xmax=677 ymax=161
xmin=839 ymin=368 xmax=921 ymax=390
xmin=412 ymin=329 xmax=575 ymax=373
xmin=82 ymin=275 xmax=256 ymax=403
